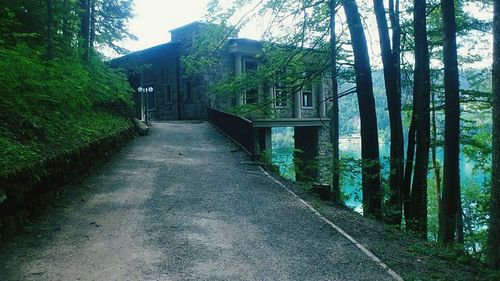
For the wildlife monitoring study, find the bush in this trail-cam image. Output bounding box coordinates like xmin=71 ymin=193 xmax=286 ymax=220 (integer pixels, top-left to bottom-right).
xmin=0 ymin=45 xmax=134 ymax=176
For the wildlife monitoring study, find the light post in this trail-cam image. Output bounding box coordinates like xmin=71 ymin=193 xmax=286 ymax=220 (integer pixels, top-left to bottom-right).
xmin=138 ymin=86 xmax=154 ymax=126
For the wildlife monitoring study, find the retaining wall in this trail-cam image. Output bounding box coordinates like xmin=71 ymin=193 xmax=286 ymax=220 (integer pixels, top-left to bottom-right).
xmin=0 ymin=124 xmax=135 ymax=244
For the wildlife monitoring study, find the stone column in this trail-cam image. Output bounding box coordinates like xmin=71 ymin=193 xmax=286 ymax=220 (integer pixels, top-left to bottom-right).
xmin=294 ymin=91 xmax=301 ymax=118
xmin=267 ymin=83 xmax=275 ymax=115
xmin=317 ymin=124 xmax=332 ymax=185
xmin=253 ymin=127 xmax=272 ymax=158
xmin=294 ymin=126 xmax=318 ymax=182
xmin=234 ymin=53 xmax=243 ymax=106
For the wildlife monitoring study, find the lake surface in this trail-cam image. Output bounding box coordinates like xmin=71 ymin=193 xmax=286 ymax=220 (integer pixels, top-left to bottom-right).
xmin=271 ymin=127 xmax=489 ymax=212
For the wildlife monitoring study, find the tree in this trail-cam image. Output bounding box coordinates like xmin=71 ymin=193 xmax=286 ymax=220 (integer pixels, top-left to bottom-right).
xmin=329 ymin=0 xmax=340 ymax=202
xmin=342 ymin=0 xmax=382 ymax=218
xmin=407 ymin=0 xmax=431 ymax=235
xmin=372 ymin=0 xmax=404 ymax=225
xmin=46 ymin=0 xmax=54 ymax=59
xmin=488 ymin=0 xmax=500 ymax=269
xmin=79 ymin=0 xmax=135 ymax=60
xmin=80 ymin=0 xmax=90 ymax=61
xmin=438 ymin=0 xmax=462 ymax=245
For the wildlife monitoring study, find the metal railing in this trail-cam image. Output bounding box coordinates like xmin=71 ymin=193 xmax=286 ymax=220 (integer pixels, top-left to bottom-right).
xmin=207 ymin=108 xmax=254 ymax=158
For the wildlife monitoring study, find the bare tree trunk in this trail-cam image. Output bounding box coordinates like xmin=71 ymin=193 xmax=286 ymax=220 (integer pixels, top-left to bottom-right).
xmin=487 ymin=0 xmax=500 ymax=270
xmin=80 ymin=0 xmax=90 ymax=62
xmin=329 ymin=0 xmax=340 ymax=202
xmin=373 ymin=0 xmax=404 ymax=225
xmin=431 ymin=90 xmax=442 ymax=222
xmin=89 ymin=0 xmax=96 ymax=55
xmin=46 ymin=0 xmax=55 ymax=59
xmin=403 ymin=124 xmax=415 ymax=222
xmin=438 ymin=0 xmax=461 ymax=245
xmin=342 ymin=0 xmax=382 ymax=218
xmin=457 ymin=200 xmax=464 ymax=243
xmin=62 ymin=0 xmax=72 ymax=52
xmin=407 ymin=0 xmax=430 ymax=236
xmin=403 ymin=95 xmax=417 ymax=222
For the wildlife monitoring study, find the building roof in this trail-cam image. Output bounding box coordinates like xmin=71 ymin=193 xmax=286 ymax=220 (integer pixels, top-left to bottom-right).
xmin=168 ymin=21 xmax=206 ymax=33
xmin=110 ymin=42 xmax=178 ymax=69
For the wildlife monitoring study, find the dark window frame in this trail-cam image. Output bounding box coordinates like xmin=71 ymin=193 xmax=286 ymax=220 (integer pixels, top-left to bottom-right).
xmin=275 ymin=84 xmax=287 ymax=107
xmin=243 ymin=59 xmax=259 ymax=105
xmin=185 ymin=81 xmax=192 ymax=102
xmin=302 ymin=89 xmax=313 ymax=108
xmin=164 ymin=84 xmax=172 ymax=105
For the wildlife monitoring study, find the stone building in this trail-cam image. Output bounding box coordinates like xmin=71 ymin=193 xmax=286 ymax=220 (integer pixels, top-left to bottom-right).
xmin=112 ymin=22 xmax=332 ymax=183
xmin=111 ymin=22 xmax=329 ymax=121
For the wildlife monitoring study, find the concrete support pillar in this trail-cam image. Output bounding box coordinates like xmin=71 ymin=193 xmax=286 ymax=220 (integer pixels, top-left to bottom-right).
xmin=234 ymin=53 xmax=243 ymax=106
xmin=253 ymin=127 xmax=272 ymax=158
xmin=294 ymin=91 xmax=301 ymax=118
xmin=317 ymin=124 xmax=333 ymax=185
xmin=294 ymin=126 xmax=318 ymax=182
xmin=318 ymin=78 xmax=326 ymax=118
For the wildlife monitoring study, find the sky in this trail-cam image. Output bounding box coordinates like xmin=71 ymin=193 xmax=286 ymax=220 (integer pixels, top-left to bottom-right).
xmin=122 ymin=0 xmax=262 ymax=53
xmin=121 ymin=0 xmax=492 ymax=68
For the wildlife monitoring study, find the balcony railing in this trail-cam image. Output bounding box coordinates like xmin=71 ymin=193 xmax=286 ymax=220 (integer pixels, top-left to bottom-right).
xmin=207 ymin=108 xmax=254 ymax=158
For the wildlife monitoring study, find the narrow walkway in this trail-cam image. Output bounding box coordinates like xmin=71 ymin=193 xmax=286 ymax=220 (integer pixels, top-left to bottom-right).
xmin=0 ymin=121 xmax=394 ymax=280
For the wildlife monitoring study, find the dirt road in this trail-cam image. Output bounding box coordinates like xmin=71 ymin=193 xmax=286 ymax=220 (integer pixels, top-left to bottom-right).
xmin=0 ymin=121 xmax=395 ymax=280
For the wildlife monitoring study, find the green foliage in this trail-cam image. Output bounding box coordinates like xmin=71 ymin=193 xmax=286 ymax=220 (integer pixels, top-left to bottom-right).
xmin=462 ymin=180 xmax=490 ymax=260
xmin=92 ymin=0 xmax=137 ymax=55
xmin=0 ymin=44 xmax=133 ymax=176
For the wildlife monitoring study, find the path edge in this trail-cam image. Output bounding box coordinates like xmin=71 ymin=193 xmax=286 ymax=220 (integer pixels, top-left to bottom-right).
xmin=258 ymin=166 xmax=404 ymax=281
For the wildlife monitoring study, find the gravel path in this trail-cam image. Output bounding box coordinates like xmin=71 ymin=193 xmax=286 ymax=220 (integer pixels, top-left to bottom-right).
xmin=0 ymin=121 xmax=395 ymax=281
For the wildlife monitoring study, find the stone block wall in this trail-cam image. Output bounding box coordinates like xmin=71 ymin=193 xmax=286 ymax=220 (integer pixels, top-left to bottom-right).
xmin=0 ymin=126 xmax=135 ymax=244
xmin=317 ymin=124 xmax=333 ymax=185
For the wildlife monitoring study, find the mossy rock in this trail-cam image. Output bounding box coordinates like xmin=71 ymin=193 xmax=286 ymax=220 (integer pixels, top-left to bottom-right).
xmin=133 ymin=118 xmax=149 ymax=136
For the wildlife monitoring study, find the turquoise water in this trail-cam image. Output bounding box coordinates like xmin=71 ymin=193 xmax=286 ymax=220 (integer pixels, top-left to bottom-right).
xmin=271 ymin=129 xmax=490 ymax=249
xmin=271 ymin=127 xmax=296 ymax=181
xmin=271 ymin=130 xmax=490 ymax=211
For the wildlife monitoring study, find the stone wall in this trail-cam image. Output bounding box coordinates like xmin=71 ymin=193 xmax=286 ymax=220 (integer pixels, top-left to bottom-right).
xmin=0 ymin=125 xmax=135 ymax=244
xmin=317 ymin=124 xmax=333 ymax=185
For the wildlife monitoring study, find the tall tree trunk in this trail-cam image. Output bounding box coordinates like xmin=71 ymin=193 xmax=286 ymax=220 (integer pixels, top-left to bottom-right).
xmin=89 ymin=0 xmax=96 ymax=55
xmin=407 ymin=0 xmax=430 ymax=236
xmin=431 ymin=90 xmax=443 ymax=223
xmin=342 ymin=0 xmax=382 ymax=218
xmin=46 ymin=0 xmax=54 ymax=59
xmin=329 ymin=0 xmax=340 ymax=202
xmin=438 ymin=0 xmax=461 ymax=245
xmin=373 ymin=0 xmax=404 ymax=225
xmin=62 ymin=0 xmax=73 ymax=53
xmin=403 ymin=94 xmax=417 ymax=222
xmin=80 ymin=0 xmax=90 ymax=62
xmin=487 ymin=0 xmax=500 ymax=270
xmin=456 ymin=199 xmax=464 ymax=243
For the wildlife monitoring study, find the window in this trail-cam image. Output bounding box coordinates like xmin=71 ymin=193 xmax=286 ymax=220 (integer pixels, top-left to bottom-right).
xmin=164 ymin=85 xmax=172 ymax=105
xmin=275 ymin=88 xmax=287 ymax=107
xmin=246 ymin=88 xmax=258 ymax=104
xmin=302 ymin=90 xmax=313 ymax=108
xmin=244 ymin=60 xmax=258 ymax=73
xmin=244 ymin=60 xmax=258 ymax=104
